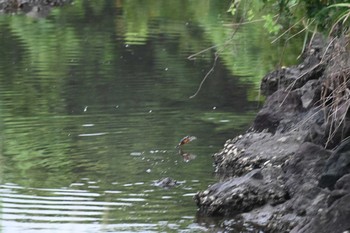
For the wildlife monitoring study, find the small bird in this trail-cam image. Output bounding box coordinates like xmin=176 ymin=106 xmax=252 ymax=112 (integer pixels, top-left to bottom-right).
xmin=176 ymin=136 xmax=197 ymax=148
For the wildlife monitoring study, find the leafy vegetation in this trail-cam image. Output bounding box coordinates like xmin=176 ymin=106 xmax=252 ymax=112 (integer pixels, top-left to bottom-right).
xmin=228 ymin=0 xmax=350 ymax=37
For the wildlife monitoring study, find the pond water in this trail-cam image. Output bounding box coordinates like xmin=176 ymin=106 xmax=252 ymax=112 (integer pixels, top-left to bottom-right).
xmin=0 ymin=1 xmax=302 ymax=232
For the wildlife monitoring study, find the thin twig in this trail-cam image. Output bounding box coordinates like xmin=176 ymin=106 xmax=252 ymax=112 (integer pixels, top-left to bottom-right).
xmin=189 ymin=53 xmax=219 ymax=99
xmin=223 ymin=18 xmax=265 ymax=26
xmin=188 ymin=17 xmax=243 ymax=98
xmin=187 ymin=44 xmax=220 ymax=61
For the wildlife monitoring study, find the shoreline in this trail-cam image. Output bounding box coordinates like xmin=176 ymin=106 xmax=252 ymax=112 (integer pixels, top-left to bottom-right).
xmin=195 ymin=35 xmax=350 ymax=233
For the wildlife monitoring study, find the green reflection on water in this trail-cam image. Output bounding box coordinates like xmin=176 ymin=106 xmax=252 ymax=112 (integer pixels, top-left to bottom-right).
xmin=0 ymin=0 xmax=302 ymax=231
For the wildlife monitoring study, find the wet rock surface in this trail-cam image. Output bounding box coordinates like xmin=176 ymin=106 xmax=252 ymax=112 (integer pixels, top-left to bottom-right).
xmin=194 ymin=168 xmax=288 ymax=216
xmin=195 ymin=36 xmax=350 ymax=232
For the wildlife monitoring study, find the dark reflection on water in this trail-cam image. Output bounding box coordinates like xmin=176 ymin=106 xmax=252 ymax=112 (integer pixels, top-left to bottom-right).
xmin=0 ymin=0 xmax=302 ymax=232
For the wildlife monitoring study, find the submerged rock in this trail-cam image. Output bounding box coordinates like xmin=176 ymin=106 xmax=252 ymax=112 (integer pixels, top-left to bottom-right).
xmin=196 ymin=36 xmax=350 ymax=232
xmin=154 ymin=177 xmax=178 ymax=189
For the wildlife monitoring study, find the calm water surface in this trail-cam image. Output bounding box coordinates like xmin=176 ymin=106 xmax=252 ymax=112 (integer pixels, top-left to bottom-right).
xmin=0 ymin=1 xmax=302 ymax=232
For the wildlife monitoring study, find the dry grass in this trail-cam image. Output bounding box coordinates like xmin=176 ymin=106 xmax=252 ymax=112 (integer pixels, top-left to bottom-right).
xmin=320 ymin=35 xmax=350 ymax=147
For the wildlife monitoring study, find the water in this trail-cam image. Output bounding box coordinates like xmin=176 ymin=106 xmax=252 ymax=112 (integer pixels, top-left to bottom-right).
xmin=0 ymin=0 xmax=302 ymax=232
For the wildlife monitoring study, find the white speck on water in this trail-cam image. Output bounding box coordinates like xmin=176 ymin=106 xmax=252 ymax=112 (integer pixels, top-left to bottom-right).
xmin=213 ymin=106 xmax=216 ymax=110
xmin=219 ymin=119 xmax=230 ymax=123
xmin=181 ymin=216 xmax=194 ymax=219
xmin=82 ymin=124 xmax=94 ymax=127
xmin=130 ymin=152 xmax=143 ymax=156
xmin=165 ymin=67 xmax=168 ymax=71
xmin=125 ymin=44 xmax=129 ymax=48
xmin=134 ymin=182 xmax=144 ymax=185
xmin=115 ymin=105 xmax=119 ymax=109
xmin=70 ymin=183 xmax=85 ymax=187
xmin=149 ymin=110 xmax=152 ymax=113
xmin=146 ymin=169 xmax=151 ymax=173
xmin=78 ymin=132 xmax=107 ymax=137
xmin=104 ymin=190 xmax=122 ymax=194
xmin=183 ymin=193 xmax=197 ymax=197
xmin=87 ymin=181 xmax=98 ymax=184
xmin=84 ymin=106 xmax=88 ymax=112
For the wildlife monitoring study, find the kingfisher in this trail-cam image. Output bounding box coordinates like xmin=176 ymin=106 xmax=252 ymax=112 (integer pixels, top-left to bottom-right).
xmin=176 ymin=136 xmax=197 ymax=148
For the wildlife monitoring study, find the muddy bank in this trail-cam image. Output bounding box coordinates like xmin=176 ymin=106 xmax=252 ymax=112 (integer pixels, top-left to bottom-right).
xmin=195 ymin=35 xmax=350 ymax=233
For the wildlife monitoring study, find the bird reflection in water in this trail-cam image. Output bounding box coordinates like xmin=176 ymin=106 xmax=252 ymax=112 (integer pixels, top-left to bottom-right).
xmin=178 ymin=148 xmax=196 ymax=162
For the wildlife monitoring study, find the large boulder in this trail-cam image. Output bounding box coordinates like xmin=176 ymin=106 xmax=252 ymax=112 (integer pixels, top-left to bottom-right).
xmin=196 ymin=36 xmax=350 ymax=233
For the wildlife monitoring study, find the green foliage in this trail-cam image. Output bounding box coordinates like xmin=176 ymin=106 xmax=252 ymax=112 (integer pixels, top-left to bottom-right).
xmin=262 ymin=14 xmax=282 ymax=35
xmin=228 ymin=0 xmax=350 ymax=37
xmin=327 ymin=3 xmax=350 ymax=33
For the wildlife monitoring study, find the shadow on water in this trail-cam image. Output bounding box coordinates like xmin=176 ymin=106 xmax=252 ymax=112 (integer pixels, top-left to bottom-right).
xmin=0 ymin=0 xmax=303 ymax=232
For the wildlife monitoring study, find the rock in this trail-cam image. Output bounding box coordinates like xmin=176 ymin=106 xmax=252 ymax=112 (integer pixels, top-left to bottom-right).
xmin=296 ymin=194 xmax=350 ymax=233
xmin=196 ymin=36 xmax=350 ymax=233
xmin=260 ymin=35 xmax=325 ymax=97
xmin=299 ymin=80 xmax=321 ymax=109
xmin=334 ymin=174 xmax=350 ymax=191
xmin=253 ymin=89 xmax=303 ymax=134
xmin=154 ymin=177 xmax=178 ymax=189
xmin=283 ymin=143 xmax=330 ymax=197
xmin=319 ymin=137 xmax=350 ymax=189
xmin=213 ymin=131 xmax=305 ymax=178
xmin=296 ymin=173 xmax=350 ymax=233
xmin=195 ymin=168 xmax=288 ymax=216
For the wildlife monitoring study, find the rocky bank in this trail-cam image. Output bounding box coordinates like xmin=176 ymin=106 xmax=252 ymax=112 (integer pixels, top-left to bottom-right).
xmin=0 ymin=0 xmax=71 ymax=17
xmin=195 ymin=35 xmax=350 ymax=232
